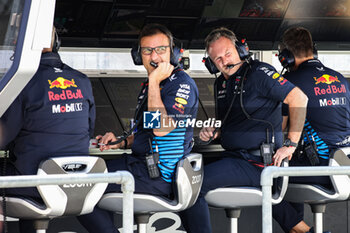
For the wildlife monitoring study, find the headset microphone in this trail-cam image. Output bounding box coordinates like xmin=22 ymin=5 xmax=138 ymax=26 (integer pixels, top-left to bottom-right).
xmin=150 ymin=61 xmax=158 ymax=68
xmin=227 ymin=61 xmax=244 ymax=69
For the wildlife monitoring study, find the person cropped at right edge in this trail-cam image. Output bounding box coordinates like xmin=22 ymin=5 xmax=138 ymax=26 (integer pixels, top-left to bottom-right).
xmin=279 ymin=26 xmax=350 ymax=233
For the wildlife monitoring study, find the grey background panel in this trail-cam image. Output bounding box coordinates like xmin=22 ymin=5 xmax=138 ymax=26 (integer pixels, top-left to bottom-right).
xmin=90 ymin=77 xmax=144 ymax=136
xmin=100 ymin=78 xmax=143 ymax=128
xmin=90 ymin=78 xmax=125 ymax=136
xmin=194 ymin=78 xmax=216 ymax=119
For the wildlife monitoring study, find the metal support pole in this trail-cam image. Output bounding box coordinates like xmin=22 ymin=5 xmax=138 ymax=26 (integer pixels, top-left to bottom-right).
xmin=0 ymin=171 xmax=135 ymax=233
xmin=261 ymin=166 xmax=350 ymax=233
xmin=138 ymin=223 xmax=147 ymax=233
xmin=120 ymin=171 xmax=135 ymax=233
xmin=314 ymin=213 xmax=323 ymax=233
xmin=231 ymin=218 xmax=238 ymax=233
xmin=261 ymin=170 xmax=274 ymax=233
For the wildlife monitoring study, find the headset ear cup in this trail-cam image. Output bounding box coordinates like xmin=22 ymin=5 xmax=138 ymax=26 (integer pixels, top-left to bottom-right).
xmin=203 ymin=57 xmax=219 ymax=74
xmin=170 ymin=46 xmax=183 ymax=66
xmin=278 ymin=48 xmax=295 ymax=69
xmin=131 ymin=45 xmax=143 ymax=65
xmin=52 ymin=31 xmax=61 ymax=53
xmin=235 ymin=40 xmax=250 ymax=60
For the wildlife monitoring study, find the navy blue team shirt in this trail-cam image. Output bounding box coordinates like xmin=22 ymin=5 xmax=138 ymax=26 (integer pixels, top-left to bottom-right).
xmin=216 ymin=60 xmax=295 ymax=151
xmin=132 ymin=69 xmax=198 ymax=183
xmin=283 ymin=59 xmax=350 ymax=158
xmin=0 ymin=52 xmax=95 ymax=175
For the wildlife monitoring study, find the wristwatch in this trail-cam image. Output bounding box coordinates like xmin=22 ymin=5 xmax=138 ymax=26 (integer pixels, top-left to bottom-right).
xmin=283 ymin=138 xmax=298 ymax=147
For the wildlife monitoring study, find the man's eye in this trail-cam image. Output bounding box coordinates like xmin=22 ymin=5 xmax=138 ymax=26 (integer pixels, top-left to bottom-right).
xmin=156 ymin=46 xmax=166 ymax=52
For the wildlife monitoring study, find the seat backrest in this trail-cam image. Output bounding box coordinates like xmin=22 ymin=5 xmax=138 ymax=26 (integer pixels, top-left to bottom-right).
xmin=329 ymin=147 xmax=350 ymax=200
xmin=174 ymin=153 xmax=203 ymax=210
xmin=271 ymin=159 xmax=289 ymax=204
xmin=37 ymin=156 xmax=108 ymax=216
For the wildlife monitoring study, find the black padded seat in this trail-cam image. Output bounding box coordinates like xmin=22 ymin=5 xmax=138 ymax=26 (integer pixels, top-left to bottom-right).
xmin=284 ymin=147 xmax=350 ymax=233
xmin=1 ymin=156 xmax=108 ymax=232
xmin=204 ymin=159 xmax=289 ymax=233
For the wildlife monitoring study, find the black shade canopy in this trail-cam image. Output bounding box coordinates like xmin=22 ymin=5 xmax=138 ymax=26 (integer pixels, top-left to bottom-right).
xmin=54 ymin=0 xmax=350 ymax=50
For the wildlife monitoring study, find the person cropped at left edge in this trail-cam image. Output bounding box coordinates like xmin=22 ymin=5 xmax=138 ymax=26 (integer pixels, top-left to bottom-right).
xmin=77 ymin=23 xmax=199 ymax=233
xmin=0 ymin=27 xmax=95 ymax=233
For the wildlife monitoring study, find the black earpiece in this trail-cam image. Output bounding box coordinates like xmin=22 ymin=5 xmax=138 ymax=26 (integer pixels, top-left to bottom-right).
xmin=52 ymin=29 xmax=61 ymax=53
xmin=278 ymin=48 xmax=295 ymax=69
xmin=131 ymin=44 xmax=142 ymax=65
xmin=131 ymin=44 xmax=183 ymax=67
xmin=171 ymin=46 xmax=183 ymax=67
xmin=203 ymin=39 xmax=251 ymax=74
xmin=202 ymin=56 xmax=218 ymax=74
xmin=278 ymin=42 xmax=318 ymax=69
xmin=235 ymin=39 xmax=250 ymax=61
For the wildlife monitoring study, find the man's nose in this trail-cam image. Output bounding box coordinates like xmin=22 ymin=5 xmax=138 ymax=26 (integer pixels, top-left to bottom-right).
xmin=222 ymin=56 xmax=229 ymax=66
xmin=150 ymin=50 xmax=159 ymax=60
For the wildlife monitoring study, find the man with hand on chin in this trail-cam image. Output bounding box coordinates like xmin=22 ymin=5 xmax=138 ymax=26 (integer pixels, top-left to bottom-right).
xmin=180 ymin=27 xmax=309 ymax=233
xmin=78 ymin=24 xmax=199 ymax=233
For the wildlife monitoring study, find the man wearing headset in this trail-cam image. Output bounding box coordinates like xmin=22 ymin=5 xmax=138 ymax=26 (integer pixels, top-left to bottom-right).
xmin=77 ymin=23 xmax=199 ymax=233
xmin=179 ymin=27 xmax=309 ymax=233
xmin=279 ymin=27 xmax=350 ymax=233
xmin=0 ymin=27 xmax=95 ymax=233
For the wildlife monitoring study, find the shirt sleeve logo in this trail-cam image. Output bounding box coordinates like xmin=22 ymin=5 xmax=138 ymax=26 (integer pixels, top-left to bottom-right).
xmin=272 ymin=72 xmax=287 ymax=85
xmin=48 ymin=77 xmax=77 ymax=89
xmin=175 ymin=97 xmax=188 ymax=105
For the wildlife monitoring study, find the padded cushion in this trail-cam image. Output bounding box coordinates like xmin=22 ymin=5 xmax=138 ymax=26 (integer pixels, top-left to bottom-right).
xmin=205 ymin=187 xmax=263 ymax=208
xmin=99 ymin=193 xmax=178 ymax=214
xmin=204 ymin=160 xmax=289 ymax=209
xmin=3 ymin=197 xmax=50 ymax=219
xmin=285 ymin=183 xmax=336 ymax=204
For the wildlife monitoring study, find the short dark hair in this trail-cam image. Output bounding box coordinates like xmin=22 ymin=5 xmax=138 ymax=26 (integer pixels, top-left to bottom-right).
xmin=281 ymin=27 xmax=314 ymax=58
xmin=205 ymin=27 xmax=237 ymax=52
xmin=138 ymin=23 xmax=173 ymax=48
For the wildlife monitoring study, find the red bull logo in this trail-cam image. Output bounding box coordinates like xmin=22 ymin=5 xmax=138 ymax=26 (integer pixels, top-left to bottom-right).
xmin=314 ymin=74 xmax=340 ymax=85
xmin=48 ymin=77 xmax=77 ymax=89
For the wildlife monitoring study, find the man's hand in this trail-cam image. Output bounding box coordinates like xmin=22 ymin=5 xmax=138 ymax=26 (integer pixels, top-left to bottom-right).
xmin=199 ymin=127 xmax=220 ymax=142
xmin=273 ymin=146 xmax=296 ymax=167
xmin=96 ymin=132 xmax=124 ymax=151
xmin=149 ymin=62 xmax=174 ymax=84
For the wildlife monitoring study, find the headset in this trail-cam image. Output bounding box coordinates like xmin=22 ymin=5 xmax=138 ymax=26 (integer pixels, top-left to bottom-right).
xmin=52 ymin=28 xmax=61 ymax=53
xmin=131 ymin=43 xmax=183 ymax=67
xmin=278 ymin=42 xmax=318 ymax=69
xmin=202 ymin=39 xmax=251 ymax=74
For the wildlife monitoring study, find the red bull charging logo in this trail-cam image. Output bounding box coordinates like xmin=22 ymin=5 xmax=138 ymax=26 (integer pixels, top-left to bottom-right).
xmin=48 ymin=77 xmax=77 ymax=89
xmin=314 ymin=74 xmax=340 ymax=85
